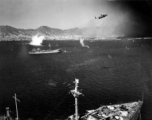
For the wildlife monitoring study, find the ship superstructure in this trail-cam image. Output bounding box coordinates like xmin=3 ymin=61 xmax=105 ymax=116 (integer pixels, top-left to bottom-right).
xmin=29 ymin=48 xmax=62 ymax=54
xmin=81 ymin=101 xmax=143 ymax=120
xmin=68 ymin=79 xmax=143 ymax=120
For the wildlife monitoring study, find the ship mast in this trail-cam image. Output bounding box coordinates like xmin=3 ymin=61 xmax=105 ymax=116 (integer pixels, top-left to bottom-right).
xmin=13 ymin=93 xmax=20 ymax=120
xmin=71 ymin=78 xmax=82 ymax=120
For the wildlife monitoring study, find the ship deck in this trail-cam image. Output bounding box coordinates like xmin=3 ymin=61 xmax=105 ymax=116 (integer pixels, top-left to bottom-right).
xmin=81 ymin=101 xmax=143 ymax=120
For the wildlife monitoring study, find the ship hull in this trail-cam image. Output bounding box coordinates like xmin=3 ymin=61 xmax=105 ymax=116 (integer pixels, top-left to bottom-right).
xmin=29 ymin=49 xmax=62 ymax=54
xmin=81 ymin=101 xmax=143 ymax=120
xmin=130 ymin=102 xmax=142 ymax=120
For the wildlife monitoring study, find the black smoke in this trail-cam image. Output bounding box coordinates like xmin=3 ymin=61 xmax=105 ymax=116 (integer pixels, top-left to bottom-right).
xmin=116 ymin=1 xmax=152 ymax=37
xmin=81 ymin=1 xmax=152 ymax=38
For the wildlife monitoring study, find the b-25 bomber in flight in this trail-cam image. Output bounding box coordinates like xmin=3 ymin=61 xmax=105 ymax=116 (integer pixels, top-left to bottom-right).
xmin=95 ymin=14 xmax=107 ymax=19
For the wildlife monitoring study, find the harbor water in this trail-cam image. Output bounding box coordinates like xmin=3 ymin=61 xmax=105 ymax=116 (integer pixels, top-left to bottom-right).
xmin=0 ymin=40 xmax=151 ymax=120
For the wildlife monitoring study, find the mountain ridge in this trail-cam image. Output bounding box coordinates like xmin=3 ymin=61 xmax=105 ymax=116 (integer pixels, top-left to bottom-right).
xmin=0 ymin=25 xmax=83 ymax=36
xmin=0 ymin=25 xmax=147 ymax=39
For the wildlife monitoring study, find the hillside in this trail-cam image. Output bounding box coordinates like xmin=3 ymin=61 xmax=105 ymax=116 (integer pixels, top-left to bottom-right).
xmin=0 ymin=24 xmax=147 ymax=41
xmin=0 ymin=25 xmax=82 ymax=37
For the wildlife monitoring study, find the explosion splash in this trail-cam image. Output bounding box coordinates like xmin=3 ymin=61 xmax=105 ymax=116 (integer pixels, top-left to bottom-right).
xmin=29 ymin=35 xmax=45 ymax=46
xmin=80 ymin=38 xmax=89 ymax=48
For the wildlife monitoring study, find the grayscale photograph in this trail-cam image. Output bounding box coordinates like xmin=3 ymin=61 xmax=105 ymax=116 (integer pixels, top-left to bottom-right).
xmin=0 ymin=0 xmax=151 ymax=120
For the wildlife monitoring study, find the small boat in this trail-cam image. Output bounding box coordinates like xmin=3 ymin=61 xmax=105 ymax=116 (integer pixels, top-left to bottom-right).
xmin=29 ymin=48 xmax=62 ymax=54
xmin=67 ymin=79 xmax=143 ymax=120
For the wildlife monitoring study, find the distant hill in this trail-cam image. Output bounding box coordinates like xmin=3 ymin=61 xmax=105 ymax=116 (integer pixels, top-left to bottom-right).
xmin=0 ymin=25 xmax=146 ymax=40
xmin=0 ymin=25 xmax=20 ymax=36
xmin=36 ymin=26 xmax=63 ymax=36
xmin=0 ymin=25 xmax=34 ymax=37
xmin=0 ymin=25 xmax=83 ymax=37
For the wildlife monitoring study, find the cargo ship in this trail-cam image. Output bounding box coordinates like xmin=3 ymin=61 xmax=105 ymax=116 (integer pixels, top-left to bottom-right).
xmin=67 ymin=79 xmax=143 ymax=120
xmin=29 ymin=48 xmax=62 ymax=54
xmin=29 ymin=43 xmax=62 ymax=54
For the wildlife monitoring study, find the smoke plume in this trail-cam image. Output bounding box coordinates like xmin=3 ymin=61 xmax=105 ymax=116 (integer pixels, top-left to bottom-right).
xmin=80 ymin=38 xmax=89 ymax=48
xmin=80 ymin=2 xmax=146 ymax=38
xmin=29 ymin=35 xmax=45 ymax=46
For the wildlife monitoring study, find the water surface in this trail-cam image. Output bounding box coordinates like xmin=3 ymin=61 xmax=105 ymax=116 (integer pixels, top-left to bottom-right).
xmin=0 ymin=40 xmax=151 ymax=120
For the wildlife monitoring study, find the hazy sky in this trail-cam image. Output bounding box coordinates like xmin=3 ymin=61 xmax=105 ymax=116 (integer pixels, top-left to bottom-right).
xmin=0 ymin=0 xmax=151 ymax=34
xmin=0 ymin=0 xmax=107 ymax=29
xmin=0 ymin=0 xmax=131 ymax=29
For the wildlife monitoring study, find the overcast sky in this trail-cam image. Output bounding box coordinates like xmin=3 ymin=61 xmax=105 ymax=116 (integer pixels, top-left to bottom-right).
xmin=0 ymin=0 xmax=132 ymax=29
xmin=0 ymin=0 xmax=108 ymax=29
xmin=0 ymin=0 xmax=151 ymax=34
